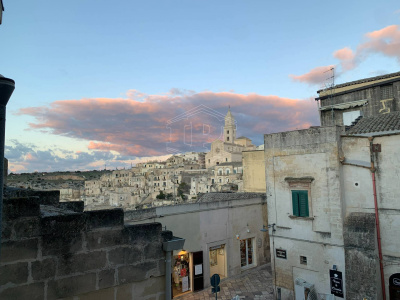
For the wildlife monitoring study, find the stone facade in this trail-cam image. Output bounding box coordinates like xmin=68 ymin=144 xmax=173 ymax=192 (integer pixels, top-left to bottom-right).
xmin=0 ymin=190 xmax=169 ymax=300
xmin=265 ymin=122 xmax=400 ymax=299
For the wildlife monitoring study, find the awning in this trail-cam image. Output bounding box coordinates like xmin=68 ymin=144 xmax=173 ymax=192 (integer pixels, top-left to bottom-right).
xmin=319 ymin=99 xmax=368 ymax=111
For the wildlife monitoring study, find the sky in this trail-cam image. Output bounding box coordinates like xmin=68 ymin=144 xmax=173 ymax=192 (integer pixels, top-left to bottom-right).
xmin=1 ymin=1 xmax=400 ymax=173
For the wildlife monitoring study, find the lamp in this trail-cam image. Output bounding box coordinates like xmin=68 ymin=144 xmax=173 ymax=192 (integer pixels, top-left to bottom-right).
xmin=0 ymin=74 xmax=15 ymax=257
xmin=260 ymin=224 xmax=276 ymax=232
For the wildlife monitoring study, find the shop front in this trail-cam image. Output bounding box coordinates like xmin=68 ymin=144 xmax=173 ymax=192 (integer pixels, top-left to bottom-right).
xmin=172 ymin=250 xmax=191 ymax=297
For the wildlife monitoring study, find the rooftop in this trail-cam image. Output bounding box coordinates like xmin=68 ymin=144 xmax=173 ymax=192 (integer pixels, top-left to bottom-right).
xmin=346 ymin=111 xmax=400 ymax=135
xmin=197 ymin=192 xmax=265 ymax=203
xmin=317 ymin=70 xmax=400 ymax=93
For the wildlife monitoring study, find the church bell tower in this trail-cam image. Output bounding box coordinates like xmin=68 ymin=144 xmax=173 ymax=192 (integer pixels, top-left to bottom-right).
xmin=224 ymin=107 xmax=236 ymax=143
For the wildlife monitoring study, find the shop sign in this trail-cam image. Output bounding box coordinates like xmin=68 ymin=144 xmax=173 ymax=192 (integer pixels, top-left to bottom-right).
xmin=276 ymin=249 xmax=287 ymax=259
xmin=195 ymin=264 xmax=203 ymax=275
xmin=330 ymin=270 xmax=344 ymax=298
xmin=182 ymin=276 xmax=189 ymax=292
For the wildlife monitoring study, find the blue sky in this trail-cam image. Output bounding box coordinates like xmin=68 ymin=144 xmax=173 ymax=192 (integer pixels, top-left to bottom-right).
xmin=1 ymin=1 xmax=400 ymax=172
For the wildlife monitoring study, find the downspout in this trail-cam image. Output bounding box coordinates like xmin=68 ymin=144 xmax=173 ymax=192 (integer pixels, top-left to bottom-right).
xmin=368 ymin=136 xmax=386 ymax=300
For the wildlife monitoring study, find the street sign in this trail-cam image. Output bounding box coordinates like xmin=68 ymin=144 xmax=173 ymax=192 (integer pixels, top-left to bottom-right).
xmin=211 ymin=274 xmax=221 ymax=299
xmin=210 ymin=274 xmax=220 ymax=287
xmin=330 ymin=270 xmax=344 ymax=298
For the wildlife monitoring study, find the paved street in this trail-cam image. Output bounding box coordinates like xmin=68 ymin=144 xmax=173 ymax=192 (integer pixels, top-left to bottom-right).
xmin=176 ymin=263 xmax=274 ymax=300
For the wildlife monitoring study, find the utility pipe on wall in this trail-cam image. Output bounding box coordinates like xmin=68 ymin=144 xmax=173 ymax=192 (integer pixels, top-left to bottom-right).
xmin=368 ymin=136 xmax=386 ymax=300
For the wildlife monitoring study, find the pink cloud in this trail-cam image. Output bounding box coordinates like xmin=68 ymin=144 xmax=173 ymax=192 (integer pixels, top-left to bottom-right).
xmin=17 ymin=90 xmax=320 ymax=158
xmin=291 ymin=24 xmax=400 ymax=85
xmin=289 ymin=65 xmax=335 ymax=85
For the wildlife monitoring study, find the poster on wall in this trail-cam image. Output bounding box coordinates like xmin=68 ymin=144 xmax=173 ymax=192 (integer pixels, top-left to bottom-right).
xmin=330 ymin=270 xmax=344 ymax=298
xmin=195 ymin=264 xmax=203 ymax=275
xmin=182 ymin=276 xmax=189 ymax=292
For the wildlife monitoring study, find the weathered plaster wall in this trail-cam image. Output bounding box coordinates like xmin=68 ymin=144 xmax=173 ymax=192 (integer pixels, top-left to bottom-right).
xmin=342 ymin=134 xmax=400 ymax=298
xmin=0 ymin=194 xmax=167 ymax=300
xmin=242 ymin=150 xmax=266 ymax=193
xmin=264 ymin=126 xmax=346 ymax=299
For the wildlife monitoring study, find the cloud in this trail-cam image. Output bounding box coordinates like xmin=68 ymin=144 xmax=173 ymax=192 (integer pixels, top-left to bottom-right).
xmin=289 ymin=65 xmax=335 ymax=85
xmin=17 ymin=90 xmax=319 ymax=163
xmin=291 ymin=24 xmax=400 ymax=85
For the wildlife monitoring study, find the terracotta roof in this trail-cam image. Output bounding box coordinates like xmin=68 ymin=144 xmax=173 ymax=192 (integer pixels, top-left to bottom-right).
xmin=346 ymin=111 xmax=400 ymax=135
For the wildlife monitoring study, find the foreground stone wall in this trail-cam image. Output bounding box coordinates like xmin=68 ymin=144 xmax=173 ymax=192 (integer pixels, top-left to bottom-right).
xmin=344 ymin=212 xmax=381 ymax=300
xmin=0 ymin=195 xmax=166 ymax=300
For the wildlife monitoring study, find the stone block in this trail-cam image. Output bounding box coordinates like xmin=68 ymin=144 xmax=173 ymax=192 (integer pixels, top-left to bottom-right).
xmin=57 ymin=251 xmax=107 ymax=276
xmin=3 ymin=197 xmax=40 ymax=219
xmin=85 ymin=209 xmax=124 ymax=229
xmin=33 ymin=190 xmax=60 ymax=205
xmin=41 ymin=213 xmax=86 ymax=236
xmin=57 ymin=201 xmax=85 ymax=212
xmin=144 ymin=243 xmax=164 ymax=260
xmin=0 ymin=262 xmax=28 ymax=285
xmin=47 ymin=273 xmax=97 ymax=299
xmin=108 ymin=246 xmax=142 ymax=266
xmin=98 ymin=268 xmax=116 ymax=289
xmin=0 ymin=238 xmax=38 ymax=263
xmin=118 ymin=261 xmax=157 ymax=284
xmin=42 ymin=232 xmax=83 ymax=256
xmin=13 ymin=217 xmax=41 ymax=239
xmin=31 ymin=257 xmax=57 ymax=281
xmin=0 ymin=282 xmax=44 ymax=300
xmin=86 ymin=229 xmax=125 ymax=250
xmin=123 ymin=223 xmax=162 ymax=244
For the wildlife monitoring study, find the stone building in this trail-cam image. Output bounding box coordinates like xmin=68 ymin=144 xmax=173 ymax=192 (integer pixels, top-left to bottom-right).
xmin=126 ymin=192 xmax=269 ymax=298
xmin=264 ymin=111 xmax=400 ymax=299
xmin=205 ymin=108 xmax=256 ymax=169
xmin=316 ymin=71 xmax=400 ymax=127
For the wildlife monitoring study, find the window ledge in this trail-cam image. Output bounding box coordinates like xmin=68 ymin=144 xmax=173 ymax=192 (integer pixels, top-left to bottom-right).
xmin=288 ymin=215 xmax=314 ymax=220
xmin=285 ymin=177 xmax=314 ymax=183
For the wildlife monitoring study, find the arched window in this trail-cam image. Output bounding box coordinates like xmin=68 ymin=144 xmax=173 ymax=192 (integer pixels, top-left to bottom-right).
xmin=218 ymin=169 xmax=223 ymax=175
xmin=226 ymin=169 xmax=230 ymax=175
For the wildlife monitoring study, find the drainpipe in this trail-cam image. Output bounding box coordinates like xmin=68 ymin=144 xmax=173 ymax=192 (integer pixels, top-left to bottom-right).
xmin=165 ymin=250 xmax=172 ymax=300
xmin=368 ymin=137 xmax=386 ymax=300
xmin=0 ymin=75 xmax=15 ymax=257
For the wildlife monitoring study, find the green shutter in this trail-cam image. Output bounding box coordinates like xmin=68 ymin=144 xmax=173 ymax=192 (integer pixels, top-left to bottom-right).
xmin=292 ymin=190 xmax=299 ymax=216
xmin=298 ymin=191 xmax=309 ymax=217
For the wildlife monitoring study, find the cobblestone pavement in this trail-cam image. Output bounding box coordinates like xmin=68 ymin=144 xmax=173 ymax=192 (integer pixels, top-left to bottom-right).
xmin=175 ymin=263 xmax=274 ymax=300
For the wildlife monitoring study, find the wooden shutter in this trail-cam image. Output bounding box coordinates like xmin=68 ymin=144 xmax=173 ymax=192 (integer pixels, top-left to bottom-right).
xmin=292 ymin=190 xmax=299 ymax=216
xmin=298 ymin=191 xmax=309 ymax=217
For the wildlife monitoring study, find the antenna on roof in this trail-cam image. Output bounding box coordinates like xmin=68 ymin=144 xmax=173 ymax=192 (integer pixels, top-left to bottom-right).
xmin=323 ymin=67 xmax=335 ymax=124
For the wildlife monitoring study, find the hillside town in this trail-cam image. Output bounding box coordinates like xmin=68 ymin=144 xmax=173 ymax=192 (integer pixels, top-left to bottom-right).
xmin=2 ymin=70 xmax=400 ymax=300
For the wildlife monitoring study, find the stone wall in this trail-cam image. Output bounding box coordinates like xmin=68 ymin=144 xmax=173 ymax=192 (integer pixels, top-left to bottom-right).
xmin=343 ymin=212 xmax=380 ymax=299
xmin=0 ymin=193 xmax=167 ymax=300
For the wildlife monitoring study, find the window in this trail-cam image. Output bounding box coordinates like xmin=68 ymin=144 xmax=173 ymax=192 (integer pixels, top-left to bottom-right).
xmin=240 ymin=238 xmax=253 ymax=267
xmin=218 ymin=169 xmax=223 ymax=175
xmin=225 ymin=158 xmax=228 ymax=162
xmin=381 ymin=84 xmax=393 ymax=99
xmin=227 ymin=137 xmax=229 ymax=141
xmin=300 ymin=256 xmax=307 ymax=265
xmin=227 ymin=130 xmax=229 ymax=134
xmin=292 ymin=190 xmax=309 ymax=217
xmin=225 ymin=169 xmax=230 ymax=175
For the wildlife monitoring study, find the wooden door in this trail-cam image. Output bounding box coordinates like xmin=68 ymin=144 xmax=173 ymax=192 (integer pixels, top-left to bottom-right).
xmin=192 ymin=251 xmax=204 ymax=291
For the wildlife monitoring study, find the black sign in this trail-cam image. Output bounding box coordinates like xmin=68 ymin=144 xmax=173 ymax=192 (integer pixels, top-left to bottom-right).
xmin=210 ymin=274 xmax=220 ymax=287
xmin=330 ymin=270 xmax=344 ymax=298
xmin=276 ymin=249 xmax=287 ymax=259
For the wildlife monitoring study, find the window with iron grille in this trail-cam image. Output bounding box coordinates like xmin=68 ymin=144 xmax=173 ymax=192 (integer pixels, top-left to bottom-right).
xmin=380 ymin=84 xmax=393 ymax=99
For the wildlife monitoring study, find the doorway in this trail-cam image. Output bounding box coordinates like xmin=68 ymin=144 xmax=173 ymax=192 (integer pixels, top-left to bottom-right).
xmin=209 ymin=244 xmax=227 ymax=279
